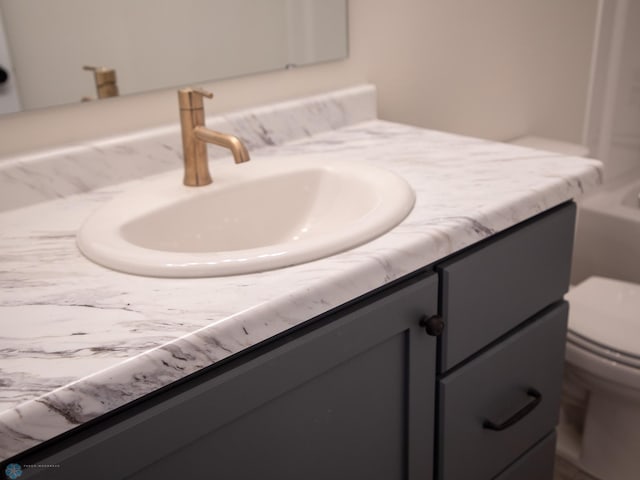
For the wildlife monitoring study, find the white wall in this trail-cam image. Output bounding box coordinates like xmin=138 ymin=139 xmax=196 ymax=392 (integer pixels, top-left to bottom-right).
xmin=349 ymin=0 xmax=598 ymax=143
xmin=0 ymin=0 xmax=599 ymax=157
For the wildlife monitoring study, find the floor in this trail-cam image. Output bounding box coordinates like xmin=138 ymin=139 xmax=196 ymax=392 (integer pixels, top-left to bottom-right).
xmin=554 ymin=456 xmax=599 ymax=480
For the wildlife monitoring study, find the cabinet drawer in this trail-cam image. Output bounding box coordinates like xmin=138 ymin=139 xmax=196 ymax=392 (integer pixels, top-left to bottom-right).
xmin=438 ymin=202 xmax=575 ymax=370
xmin=494 ymin=432 xmax=556 ymax=480
xmin=437 ymin=302 xmax=567 ymax=480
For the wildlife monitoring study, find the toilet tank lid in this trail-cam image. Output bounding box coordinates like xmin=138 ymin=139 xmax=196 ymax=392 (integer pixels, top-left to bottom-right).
xmin=509 ymin=136 xmax=590 ymax=157
xmin=566 ymin=276 xmax=640 ymax=358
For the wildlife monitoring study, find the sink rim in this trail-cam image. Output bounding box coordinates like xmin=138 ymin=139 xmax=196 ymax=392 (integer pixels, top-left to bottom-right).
xmin=77 ymin=156 xmax=415 ymax=277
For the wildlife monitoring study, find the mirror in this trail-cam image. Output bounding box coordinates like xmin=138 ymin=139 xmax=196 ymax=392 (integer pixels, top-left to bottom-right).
xmin=0 ymin=0 xmax=347 ymax=115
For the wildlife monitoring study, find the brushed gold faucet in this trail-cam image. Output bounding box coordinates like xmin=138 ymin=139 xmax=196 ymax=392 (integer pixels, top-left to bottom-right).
xmin=82 ymin=65 xmax=119 ymax=101
xmin=178 ymin=87 xmax=250 ymax=186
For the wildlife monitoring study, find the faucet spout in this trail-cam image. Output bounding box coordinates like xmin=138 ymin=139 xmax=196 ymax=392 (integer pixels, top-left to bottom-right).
xmin=193 ymin=127 xmax=250 ymax=164
xmin=178 ymin=87 xmax=251 ymax=187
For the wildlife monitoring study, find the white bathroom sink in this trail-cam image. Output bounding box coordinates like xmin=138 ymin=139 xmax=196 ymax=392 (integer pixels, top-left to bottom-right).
xmin=77 ymin=156 xmax=415 ymax=277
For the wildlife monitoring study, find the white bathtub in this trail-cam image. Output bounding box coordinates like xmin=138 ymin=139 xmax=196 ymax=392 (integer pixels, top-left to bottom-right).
xmin=572 ymin=168 xmax=640 ymax=285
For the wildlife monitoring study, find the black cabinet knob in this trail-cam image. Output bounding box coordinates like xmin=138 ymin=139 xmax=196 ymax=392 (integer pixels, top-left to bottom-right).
xmin=0 ymin=66 xmax=8 ymax=84
xmin=419 ymin=315 xmax=444 ymax=336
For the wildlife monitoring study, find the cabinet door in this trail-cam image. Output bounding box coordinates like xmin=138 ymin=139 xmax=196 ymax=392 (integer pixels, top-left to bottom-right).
xmin=13 ymin=272 xmax=438 ymax=480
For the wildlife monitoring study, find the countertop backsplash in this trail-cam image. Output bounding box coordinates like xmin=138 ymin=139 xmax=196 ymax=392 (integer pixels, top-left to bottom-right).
xmin=0 ymin=85 xmax=376 ymax=212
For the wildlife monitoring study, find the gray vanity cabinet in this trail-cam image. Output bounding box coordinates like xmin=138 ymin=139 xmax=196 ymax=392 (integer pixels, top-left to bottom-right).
xmin=436 ymin=202 xmax=575 ymax=480
xmin=11 ymin=272 xmax=439 ymax=480
xmin=5 ymin=203 xmax=576 ymax=480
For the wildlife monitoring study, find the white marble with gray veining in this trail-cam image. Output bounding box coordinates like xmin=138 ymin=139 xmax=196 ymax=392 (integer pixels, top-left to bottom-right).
xmin=0 ymin=84 xmax=603 ymax=461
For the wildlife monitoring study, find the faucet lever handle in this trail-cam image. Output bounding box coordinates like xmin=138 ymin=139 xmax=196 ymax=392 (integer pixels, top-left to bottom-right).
xmin=83 ymin=65 xmax=104 ymax=73
xmin=178 ymin=87 xmax=214 ymax=110
xmin=191 ymin=87 xmax=214 ymax=100
xmin=83 ymin=65 xmax=117 ymax=79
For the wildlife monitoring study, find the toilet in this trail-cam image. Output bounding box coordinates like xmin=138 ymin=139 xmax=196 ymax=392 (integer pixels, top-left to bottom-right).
xmin=509 ymin=135 xmax=640 ymax=479
xmin=563 ymin=276 xmax=640 ymax=480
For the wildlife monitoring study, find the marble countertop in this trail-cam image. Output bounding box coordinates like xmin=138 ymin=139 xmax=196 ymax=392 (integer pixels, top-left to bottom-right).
xmin=0 ymin=85 xmax=603 ymax=461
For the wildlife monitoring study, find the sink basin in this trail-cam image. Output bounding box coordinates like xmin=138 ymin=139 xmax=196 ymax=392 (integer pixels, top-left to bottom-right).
xmin=77 ymin=157 xmax=415 ymax=277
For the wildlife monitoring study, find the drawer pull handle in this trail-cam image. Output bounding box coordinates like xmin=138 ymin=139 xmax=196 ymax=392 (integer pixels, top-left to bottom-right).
xmin=483 ymin=388 xmax=542 ymax=431
xmin=419 ymin=315 xmax=444 ymax=336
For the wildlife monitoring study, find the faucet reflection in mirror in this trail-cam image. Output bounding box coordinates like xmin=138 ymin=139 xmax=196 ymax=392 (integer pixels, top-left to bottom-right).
xmin=81 ymin=65 xmax=119 ymax=102
xmin=178 ymin=87 xmax=250 ymax=187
